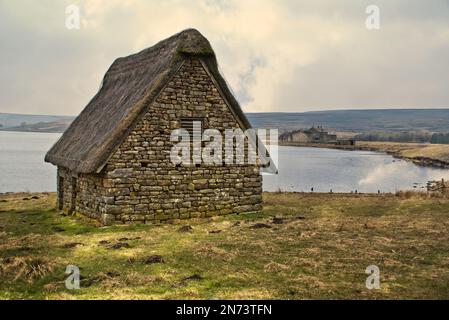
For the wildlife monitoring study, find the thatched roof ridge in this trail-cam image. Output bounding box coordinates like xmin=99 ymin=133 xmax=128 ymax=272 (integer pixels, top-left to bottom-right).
xmin=45 ymin=29 xmax=252 ymax=173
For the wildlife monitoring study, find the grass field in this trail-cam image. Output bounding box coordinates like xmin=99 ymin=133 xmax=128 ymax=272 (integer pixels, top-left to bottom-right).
xmin=356 ymin=141 xmax=449 ymax=163
xmin=1 ymin=192 xmax=449 ymax=299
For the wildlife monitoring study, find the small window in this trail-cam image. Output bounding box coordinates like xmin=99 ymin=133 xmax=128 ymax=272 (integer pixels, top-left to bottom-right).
xmin=180 ymin=118 xmax=205 ymax=166
xmin=180 ymin=117 xmax=204 ymax=137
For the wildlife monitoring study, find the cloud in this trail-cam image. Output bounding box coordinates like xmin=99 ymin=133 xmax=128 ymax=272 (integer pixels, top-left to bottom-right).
xmin=1 ymin=0 xmax=449 ymax=115
xmin=359 ymin=160 xmax=449 ymax=189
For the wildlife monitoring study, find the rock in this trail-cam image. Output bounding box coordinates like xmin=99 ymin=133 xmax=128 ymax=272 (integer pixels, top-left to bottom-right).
xmin=101 ymin=213 xmax=115 ymax=225
xmin=103 ymin=197 xmax=115 ymax=205
xmin=208 ymin=229 xmax=222 ymax=234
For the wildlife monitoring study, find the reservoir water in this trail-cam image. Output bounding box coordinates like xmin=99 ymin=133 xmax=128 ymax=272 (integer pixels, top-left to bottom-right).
xmin=1 ymin=131 xmax=448 ymax=193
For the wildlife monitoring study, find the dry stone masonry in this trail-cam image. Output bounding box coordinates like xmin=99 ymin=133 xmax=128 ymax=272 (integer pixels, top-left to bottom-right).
xmin=51 ymin=49 xmax=263 ymax=225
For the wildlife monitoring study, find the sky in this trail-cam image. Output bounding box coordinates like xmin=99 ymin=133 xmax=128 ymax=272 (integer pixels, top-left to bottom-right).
xmin=1 ymin=0 xmax=449 ymax=116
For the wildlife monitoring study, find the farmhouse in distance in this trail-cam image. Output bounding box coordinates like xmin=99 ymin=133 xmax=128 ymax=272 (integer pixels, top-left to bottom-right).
xmin=280 ymin=126 xmax=355 ymax=145
xmin=45 ymin=29 xmax=264 ymax=225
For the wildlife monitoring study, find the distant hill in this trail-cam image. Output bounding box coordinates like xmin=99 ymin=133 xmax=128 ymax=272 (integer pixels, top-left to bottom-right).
xmin=0 ymin=120 xmax=73 ymax=133
xmin=0 ymin=113 xmax=75 ymax=131
xmin=246 ymin=109 xmax=449 ymax=133
xmin=1 ymin=109 xmax=449 ymax=134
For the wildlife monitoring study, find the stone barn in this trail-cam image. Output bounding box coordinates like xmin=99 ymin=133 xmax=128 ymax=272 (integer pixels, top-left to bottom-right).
xmin=45 ymin=29 xmax=268 ymax=225
xmin=280 ymin=126 xmax=338 ymax=144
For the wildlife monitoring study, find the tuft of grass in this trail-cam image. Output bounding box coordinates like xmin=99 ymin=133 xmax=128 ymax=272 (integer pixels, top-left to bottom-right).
xmin=395 ymin=190 xmax=449 ymax=199
xmin=0 ymin=256 xmax=55 ymax=283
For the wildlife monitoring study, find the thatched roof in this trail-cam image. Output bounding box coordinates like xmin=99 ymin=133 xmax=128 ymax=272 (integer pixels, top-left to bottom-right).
xmin=45 ymin=29 xmax=253 ymax=173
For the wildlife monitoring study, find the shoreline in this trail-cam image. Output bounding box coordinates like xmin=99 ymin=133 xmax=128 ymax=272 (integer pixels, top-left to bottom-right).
xmin=279 ymin=141 xmax=449 ymax=169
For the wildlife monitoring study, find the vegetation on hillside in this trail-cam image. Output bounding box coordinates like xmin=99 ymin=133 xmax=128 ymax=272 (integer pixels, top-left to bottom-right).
xmin=0 ymin=121 xmax=71 ymax=133
xmin=354 ymin=131 xmax=449 ymax=144
xmin=355 ymin=141 xmax=449 ymax=164
xmin=247 ymin=109 xmax=449 ymax=133
xmin=431 ymin=133 xmax=449 ymax=145
xmin=1 ymin=192 xmax=448 ymax=299
xmin=354 ymin=131 xmax=433 ymax=143
xmin=0 ymin=113 xmax=74 ymax=129
xmin=2 ymin=109 xmax=449 ymax=134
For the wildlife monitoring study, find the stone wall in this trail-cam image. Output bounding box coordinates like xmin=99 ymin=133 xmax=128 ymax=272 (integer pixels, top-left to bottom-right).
xmin=427 ymin=179 xmax=449 ymax=193
xmin=58 ymin=167 xmax=109 ymax=223
xmin=57 ymin=58 xmax=262 ymax=225
xmin=57 ymin=167 xmax=72 ymax=213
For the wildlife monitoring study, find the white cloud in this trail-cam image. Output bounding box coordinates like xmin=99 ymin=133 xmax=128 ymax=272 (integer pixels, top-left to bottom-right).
xmin=1 ymin=0 xmax=449 ymax=115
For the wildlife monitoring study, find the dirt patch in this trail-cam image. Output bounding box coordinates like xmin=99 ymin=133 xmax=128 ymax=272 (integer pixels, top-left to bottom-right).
xmin=195 ymin=243 xmax=235 ymax=262
xmin=182 ymin=274 xmax=203 ymax=281
xmin=81 ymin=271 xmax=121 ymax=287
xmin=43 ymin=282 xmax=60 ymax=293
xmin=264 ymin=262 xmax=289 ymax=273
xmin=51 ymin=226 xmax=65 ymax=232
xmin=62 ymin=242 xmax=84 ymax=249
xmin=110 ymin=242 xmax=130 ymax=249
xmin=250 ymin=223 xmax=272 ymax=229
xmin=178 ymin=225 xmax=193 ymax=233
xmin=142 ymin=255 xmax=165 ymax=264
xmin=118 ymin=236 xmax=141 ymax=241
xmin=272 ymin=217 xmax=284 ymax=224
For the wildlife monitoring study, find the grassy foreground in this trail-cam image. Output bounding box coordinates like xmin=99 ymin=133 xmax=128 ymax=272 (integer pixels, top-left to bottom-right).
xmin=1 ymin=192 xmax=449 ymax=300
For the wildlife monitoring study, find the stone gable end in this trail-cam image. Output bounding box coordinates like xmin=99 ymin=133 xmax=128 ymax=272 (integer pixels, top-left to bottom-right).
xmin=100 ymin=58 xmax=262 ymax=224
